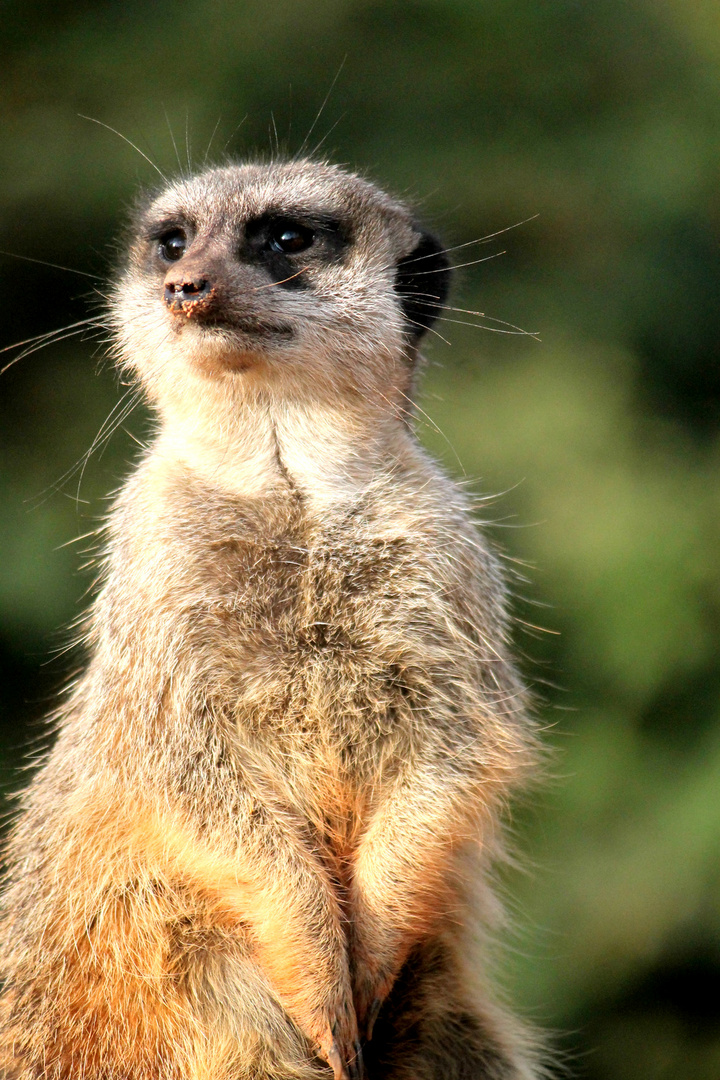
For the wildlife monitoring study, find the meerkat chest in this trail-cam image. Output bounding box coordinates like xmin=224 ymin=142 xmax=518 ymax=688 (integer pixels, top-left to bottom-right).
xmin=183 ymin=502 xmax=431 ymax=764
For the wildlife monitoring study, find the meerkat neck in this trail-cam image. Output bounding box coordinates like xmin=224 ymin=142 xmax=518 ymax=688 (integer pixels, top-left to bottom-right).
xmin=155 ymin=392 xmax=408 ymax=508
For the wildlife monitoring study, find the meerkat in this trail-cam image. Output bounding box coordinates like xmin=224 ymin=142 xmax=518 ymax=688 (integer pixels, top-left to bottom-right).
xmin=0 ymin=158 xmax=543 ymax=1080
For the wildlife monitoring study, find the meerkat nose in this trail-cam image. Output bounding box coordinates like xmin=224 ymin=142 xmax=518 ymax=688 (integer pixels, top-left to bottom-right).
xmin=164 ymin=270 xmax=215 ymax=316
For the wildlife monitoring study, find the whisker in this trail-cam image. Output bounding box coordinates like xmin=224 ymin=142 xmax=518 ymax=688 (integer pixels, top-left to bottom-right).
xmin=453 ymin=311 xmax=539 ymax=337
xmin=87 ymin=388 xmax=141 ymax=459
xmin=295 ymin=56 xmax=347 ymax=160
xmin=402 ymin=293 xmax=514 ymax=322
xmin=397 ymin=215 xmax=540 ymax=268
xmin=1 ymin=321 xmax=105 ymax=375
xmin=308 ymin=112 xmax=346 ymax=160
xmin=467 ymin=213 xmax=539 ymax=246
xmin=203 ymin=114 xmax=223 ymax=165
xmin=367 ymin=386 xmax=407 ymax=426
xmin=0 ymin=250 xmax=98 ymax=279
xmin=374 ymin=384 xmax=466 ymax=478
xmin=433 ymin=314 xmax=539 ymax=338
xmin=269 ymin=111 xmax=280 ymax=158
xmin=73 ymin=389 xmax=142 ymax=506
xmin=2 ymin=333 xmax=88 ymax=375
xmin=76 ymin=390 xmax=140 ymax=475
xmin=425 ymin=251 xmax=506 ymax=275
xmin=251 ymin=266 xmax=310 ymax=290
xmin=399 ymin=388 xmax=466 ymax=476
xmin=185 ymin=108 xmax=192 ymax=173
xmin=0 ymin=319 xmax=101 ymax=357
xmin=402 ymin=295 xmax=539 ymax=338
xmin=78 ymin=115 xmax=168 ymax=182
xmin=220 ymin=115 xmax=248 ymax=158
xmin=163 ymin=105 xmax=183 ymax=174
xmin=27 ymin=386 xmax=141 ymax=510
xmin=403 ymin=315 xmax=451 ymax=346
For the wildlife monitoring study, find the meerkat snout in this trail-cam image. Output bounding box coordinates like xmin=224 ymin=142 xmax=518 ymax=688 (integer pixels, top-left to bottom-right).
xmin=161 ymin=232 xmax=227 ymax=318
xmin=164 ymin=270 xmax=216 ymax=316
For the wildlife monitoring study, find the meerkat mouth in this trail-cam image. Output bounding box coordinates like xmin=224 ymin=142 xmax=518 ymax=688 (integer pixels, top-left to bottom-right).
xmin=209 ymin=318 xmax=292 ymax=338
xmin=179 ymin=316 xmax=295 ymax=344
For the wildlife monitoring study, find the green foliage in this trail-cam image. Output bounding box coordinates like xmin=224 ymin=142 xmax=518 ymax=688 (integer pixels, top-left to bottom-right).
xmin=2 ymin=1 xmax=720 ymax=1074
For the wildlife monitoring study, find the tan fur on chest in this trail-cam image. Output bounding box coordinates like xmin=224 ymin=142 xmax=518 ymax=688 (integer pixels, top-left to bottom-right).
xmin=126 ymin=471 xmax=447 ymax=831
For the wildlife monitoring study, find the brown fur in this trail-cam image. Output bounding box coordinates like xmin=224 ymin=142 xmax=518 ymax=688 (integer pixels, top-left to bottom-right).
xmin=0 ymin=159 xmax=543 ymax=1078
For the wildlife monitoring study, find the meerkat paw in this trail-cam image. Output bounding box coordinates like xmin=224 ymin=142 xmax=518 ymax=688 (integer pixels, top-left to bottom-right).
xmin=312 ymin=998 xmax=364 ymax=1080
xmin=351 ymin=947 xmax=400 ymax=1044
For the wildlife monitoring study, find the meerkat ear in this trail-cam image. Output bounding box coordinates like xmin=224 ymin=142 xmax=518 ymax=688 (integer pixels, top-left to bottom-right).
xmin=395 ymin=230 xmax=451 ymax=340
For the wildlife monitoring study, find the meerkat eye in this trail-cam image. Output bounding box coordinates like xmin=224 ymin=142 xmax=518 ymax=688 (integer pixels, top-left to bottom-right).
xmin=268 ymin=222 xmax=315 ymax=255
xmin=158 ymin=230 xmax=187 ymax=262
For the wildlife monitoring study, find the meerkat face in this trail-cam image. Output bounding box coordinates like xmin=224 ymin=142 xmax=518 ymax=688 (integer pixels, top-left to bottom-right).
xmin=110 ymin=159 xmax=450 ymax=414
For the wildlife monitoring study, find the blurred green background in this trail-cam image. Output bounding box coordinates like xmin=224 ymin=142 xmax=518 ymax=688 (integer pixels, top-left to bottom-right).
xmin=2 ymin=1 xmax=720 ymax=1075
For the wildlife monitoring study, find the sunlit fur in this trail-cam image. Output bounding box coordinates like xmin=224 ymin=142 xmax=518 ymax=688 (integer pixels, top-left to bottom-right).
xmin=0 ymin=159 xmax=543 ymax=1079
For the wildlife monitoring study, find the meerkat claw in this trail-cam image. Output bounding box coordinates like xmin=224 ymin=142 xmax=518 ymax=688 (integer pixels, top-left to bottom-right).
xmin=325 ymin=1040 xmax=347 ymax=1080
xmin=365 ymin=998 xmax=382 ymax=1042
xmin=348 ymin=1040 xmax=365 ymax=1080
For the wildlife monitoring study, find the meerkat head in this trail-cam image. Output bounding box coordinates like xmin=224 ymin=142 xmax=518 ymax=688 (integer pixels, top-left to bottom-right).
xmin=110 ymin=159 xmax=450 ymax=424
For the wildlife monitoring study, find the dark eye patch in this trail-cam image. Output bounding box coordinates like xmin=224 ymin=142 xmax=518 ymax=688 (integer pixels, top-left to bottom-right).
xmin=243 ymin=212 xmax=349 ymax=289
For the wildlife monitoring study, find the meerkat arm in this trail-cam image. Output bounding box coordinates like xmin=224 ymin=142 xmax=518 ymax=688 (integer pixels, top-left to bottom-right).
xmin=53 ymin=768 xmax=361 ymax=1080
xmin=349 ymin=758 xmax=486 ymax=1037
xmin=177 ymin=808 xmax=359 ymax=1079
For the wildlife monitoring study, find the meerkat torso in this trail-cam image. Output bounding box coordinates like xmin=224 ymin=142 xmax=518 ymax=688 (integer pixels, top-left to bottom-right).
xmin=0 ymin=160 xmax=542 ymax=1080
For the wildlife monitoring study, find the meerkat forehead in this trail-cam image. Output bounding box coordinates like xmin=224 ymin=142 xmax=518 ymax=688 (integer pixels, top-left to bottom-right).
xmin=138 ymin=159 xmax=412 ymax=251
